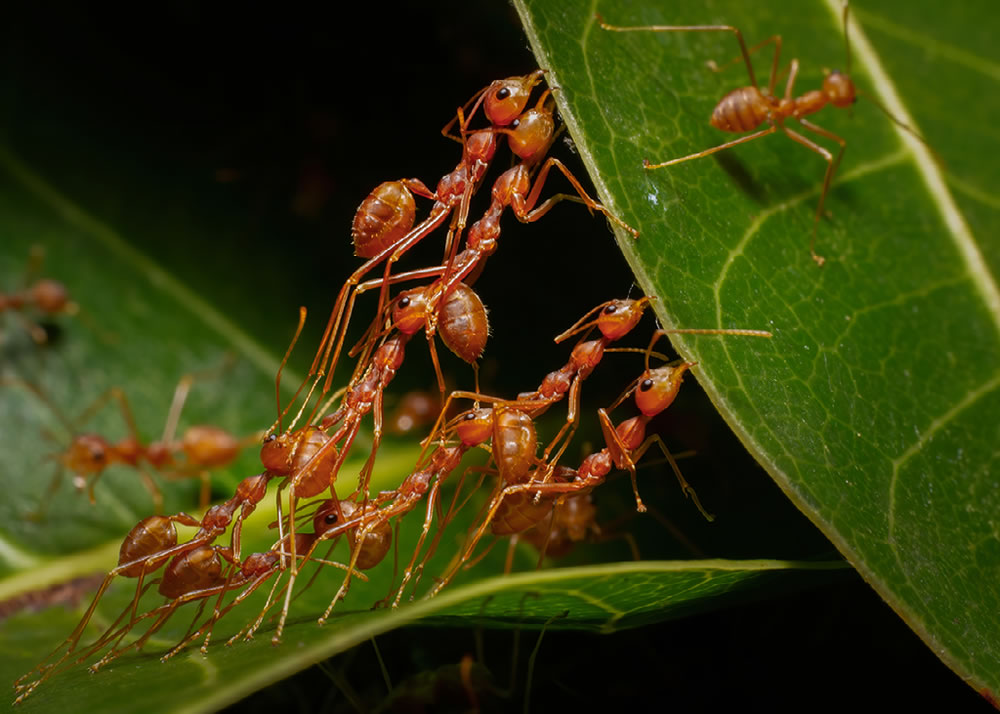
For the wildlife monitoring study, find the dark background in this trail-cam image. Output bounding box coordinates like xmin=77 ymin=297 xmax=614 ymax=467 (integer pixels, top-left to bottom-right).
xmin=1 ymin=1 xmax=990 ymax=711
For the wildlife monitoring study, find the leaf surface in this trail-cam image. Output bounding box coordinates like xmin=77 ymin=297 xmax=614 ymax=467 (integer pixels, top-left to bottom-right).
xmin=514 ymin=0 xmax=1000 ymax=697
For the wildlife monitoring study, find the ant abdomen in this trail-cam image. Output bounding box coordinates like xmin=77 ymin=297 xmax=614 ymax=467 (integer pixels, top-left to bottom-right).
xmin=437 ymin=283 xmax=489 ymax=364
xmin=352 ymin=181 xmax=417 ymax=258
xmin=117 ymin=516 xmax=179 ymax=578
xmin=711 ymin=86 xmax=769 ymax=133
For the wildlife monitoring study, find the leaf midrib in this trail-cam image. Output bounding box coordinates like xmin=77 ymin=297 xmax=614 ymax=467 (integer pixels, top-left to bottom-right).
xmin=834 ymin=0 xmax=1000 ymax=322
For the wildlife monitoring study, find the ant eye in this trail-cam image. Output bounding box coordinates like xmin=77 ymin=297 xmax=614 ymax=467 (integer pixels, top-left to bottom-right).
xmin=399 ymin=296 xmax=410 ymax=308
xmin=603 ymin=304 xmax=618 ymax=314
xmin=496 ymin=87 xmax=511 ymax=100
xmin=463 ymin=412 xmax=476 ymax=421
xmin=324 ymin=513 xmax=338 ymax=525
xmin=264 ymin=434 xmax=277 ymax=443
xmin=639 ymin=378 xmax=654 ymax=392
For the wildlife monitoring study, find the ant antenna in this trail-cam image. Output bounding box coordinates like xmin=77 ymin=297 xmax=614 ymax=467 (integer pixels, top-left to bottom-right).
xmin=271 ymin=306 xmax=308 ymax=436
xmin=854 ymin=89 xmax=943 ymax=165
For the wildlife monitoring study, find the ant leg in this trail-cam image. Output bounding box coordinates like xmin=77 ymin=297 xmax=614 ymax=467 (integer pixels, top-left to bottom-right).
xmin=596 ymin=19 xmax=762 ymax=90
xmin=160 ymin=376 xmax=194 ymax=446
xmin=782 ymin=121 xmax=846 ymax=266
xmin=597 ymin=408 xmax=646 ymax=512
xmin=631 ymin=434 xmax=714 ymax=521
xmin=783 ymin=59 xmax=800 ymax=101
xmin=517 ymin=158 xmax=639 ymax=238
xmin=392 ymin=479 xmax=443 ymax=607
xmin=27 ymin=465 xmax=65 ymax=521
xmin=196 ymin=471 xmax=211 ymax=510
xmin=425 ymin=326 xmax=448 ymax=396
xmin=356 ymin=391 xmax=386 ymax=500
xmin=708 ymin=35 xmax=783 ymax=97
xmin=644 ymin=124 xmax=778 ymax=170
xmin=158 ymin=357 xmax=237 ymax=445
xmin=136 ymin=468 xmax=164 ymax=514
xmin=308 ymin=203 xmax=448 ymax=391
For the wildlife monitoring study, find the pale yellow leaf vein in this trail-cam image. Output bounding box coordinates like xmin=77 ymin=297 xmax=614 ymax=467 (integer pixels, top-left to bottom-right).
xmin=833 ymin=0 xmax=1000 ymax=327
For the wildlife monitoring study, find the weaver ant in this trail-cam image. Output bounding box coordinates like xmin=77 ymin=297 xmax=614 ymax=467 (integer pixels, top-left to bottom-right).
xmin=314 ymin=76 xmax=547 ymax=392
xmin=5 ymin=368 xmax=254 ymax=517
xmin=130 ymin=498 xmax=363 ymax=664
xmin=415 ymin=88 xmax=639 ymax=345
xmin=264 ymin=280 xmax=491 ymax=610
xmin=14 ymin=496 xmax=364 ymax=701
xmin=428 ymin=332 xmax=744 ymax=596
xmin=598 ymin=2 xmax=931 ymax=265
xmin=0 ymin=246 xmax=77 ymax=345
xmin=311 ymin=71 xmax=549 ymax=396
xmin=13 ymin=471 xmax=270 ymax=702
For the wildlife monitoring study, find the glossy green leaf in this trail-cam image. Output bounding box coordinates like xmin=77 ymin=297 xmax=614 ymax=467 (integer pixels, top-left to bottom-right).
xmin=1 ymin=0 xmax=986 ymax=709
xmin=0 ymin=63 xmax=843 ymax=714
xmin=514 ymin=0 xmax=1000 ymax=698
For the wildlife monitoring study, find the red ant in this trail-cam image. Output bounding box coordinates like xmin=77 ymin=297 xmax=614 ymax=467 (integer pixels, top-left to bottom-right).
xmin=13 ymin=472 xmax=270 ymax=702
xmin=1 ymin=247 xmax=77 ymax=344
xmin=5 ymin=369 xmax=255 ymax=517
xmin=519 ymin=296 xmax=769 ymax=468
xmin=13 ymin=496 xmax=365 ymax=700
xmin=421 ymin=297 xmax=769 ymax=494
xmin=101 ymin=498 xmax=365 ymax=668
xmin=262 ymin=282 xmax=491 ymax=610
xmin=340 ymin=92 xmax=640 ymax=405
xmin=265 ymin=393 xmax=494 ymax=638
xmin=428 ymin=333 xmax=729 ymax=597
xmin=395 ymin=89 xmax=640 ymax=362
xmin=309 ymin=72 xmax=548 ymax=397
xmin=598 ymin=2 xmax=931 ymax=265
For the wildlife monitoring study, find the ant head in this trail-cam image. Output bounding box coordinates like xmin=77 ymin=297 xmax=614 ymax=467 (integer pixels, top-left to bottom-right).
xmin=391 ymin=288 xmax=430 ymax=335
xmin=313 ymin=499 xmax=341 ymax=533
xmin=454 ymin=408 xmax=493 ymax=447
xmin=63 ymin=434 xmax=112 ymax=474
xmin=823 ymin=70 xmax=856 ymax=108
xmin=634 ymin=362 xmax=694 ymax=416
xmin=484 ymin=70 xmax=545 ymax=127
xmin=260 ymin=430 xmax=295 ymax=473
xmin=596 ymin=297 xmax=651 ymax=340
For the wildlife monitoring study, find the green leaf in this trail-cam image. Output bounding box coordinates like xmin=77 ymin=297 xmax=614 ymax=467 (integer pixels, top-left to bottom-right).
xmin=514 ymin=0 xmax=1000 ymax=698
xmin=2 ymin=0 xmax=988 ymax=709
xmin=0 ymin=71 xmax=844 ymax=713
xmin=0 ymin=79 xmax=845 ymax=713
